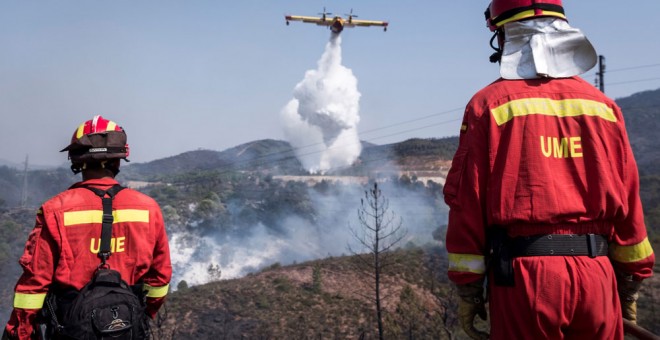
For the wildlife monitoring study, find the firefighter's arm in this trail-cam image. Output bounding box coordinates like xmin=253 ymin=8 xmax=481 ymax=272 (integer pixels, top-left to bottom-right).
xmin=143 ymin=208 xmax=172 ymax=318
xmin=444 ymin=104 xmax=490 ymax=285
xmin=608 ymin=145 xmax=654 ymax=279
xmin=5 ymin=210 xmax=56 ymax=340
xmin=444 ymin=104 xmax=491 ymax=339
xmin=609 ymin=113 xmax=655 ymax=323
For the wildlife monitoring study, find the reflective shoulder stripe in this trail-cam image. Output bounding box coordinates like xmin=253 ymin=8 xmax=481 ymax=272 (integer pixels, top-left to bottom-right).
xmin=609 ymin=237 xmax=654 ymax=263
xmin=64 ymin=210 xmax=101 ymax=226
xmin=64 ymin=209 xmax=150 ymax=226
xmin=448 ymin=253 xmax=486 ymax=274
xmin=14 ymin=292 xmax=47 ymax=309
xmin=114 ymin=210 xmax=150 ymax=223
xmin=491 ymin=98 xmax=616 ymax=126
xmin=145 ymin=283 xmax=169 ymax=298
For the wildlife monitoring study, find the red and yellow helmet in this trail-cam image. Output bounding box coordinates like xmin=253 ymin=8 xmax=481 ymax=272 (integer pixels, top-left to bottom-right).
xmin=485 ymin=0 xmax=566 ymax=31
xmin=60 ymin=115 xmax=130 ymax=164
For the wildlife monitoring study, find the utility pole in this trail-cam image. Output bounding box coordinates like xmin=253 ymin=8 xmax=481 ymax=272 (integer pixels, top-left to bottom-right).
xmin=21 ymin=155 xmax=29 ymax=208
xmin=595 ymin=55 xmax=606 ymax=93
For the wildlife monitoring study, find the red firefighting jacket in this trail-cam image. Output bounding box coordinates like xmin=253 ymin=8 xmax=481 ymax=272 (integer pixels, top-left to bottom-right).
xmin=444 ymin=76 xmax=655 ymax=285
xmin=5 ymin=178 xmax=172 ymax=340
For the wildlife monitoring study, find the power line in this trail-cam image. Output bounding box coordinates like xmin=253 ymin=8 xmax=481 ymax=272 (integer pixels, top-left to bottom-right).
xmin=283 ymin=117 xmax=461 ymax=161
xmin=171 ymin=99 xmax=660 ymax=178
xmin=154 ymin=109 xmax=464 ymax=175
xmin=608 ymin=77 xmax=660 ymax=86
xmin=144 ymin=114 xmax=462 ymax=180
xmin=583 ymin=61 xmax=660 ymax=78
xmin=607 ymin=63 xmax=660 ymax=73
xmin=156 ymin=100 xmax=660 ymax=177
xmin=216 ymin=107 xmax=465 ymax=169
xmin=359 ymin=107 xmax=463 ymax=136
xmin=363 ymin=118 xmax=462 ymax=143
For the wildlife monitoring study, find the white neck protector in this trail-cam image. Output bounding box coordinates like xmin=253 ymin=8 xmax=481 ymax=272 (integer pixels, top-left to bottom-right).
xmin=500 ymin=18 xmax=597 ymax=80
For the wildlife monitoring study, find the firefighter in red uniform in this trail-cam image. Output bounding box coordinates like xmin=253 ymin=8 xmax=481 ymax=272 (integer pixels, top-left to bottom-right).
xmin=444 ymin=1 xmax=655 ymax=339
xmin=3 ymin=116 xmax=172 ymax=339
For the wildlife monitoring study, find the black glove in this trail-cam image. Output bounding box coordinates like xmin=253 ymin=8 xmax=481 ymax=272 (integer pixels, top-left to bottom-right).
xmin=456 ymin=281 xmax=489 ymax=340
xmin=2 ymin=328 xmax=15 ymax=340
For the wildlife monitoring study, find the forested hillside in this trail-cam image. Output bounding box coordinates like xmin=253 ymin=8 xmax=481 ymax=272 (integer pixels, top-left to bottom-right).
xmin=619 ymin=89 xmax=660 ymax=249
xmin=148 ymin=247 xmax=463 ymax=339
xmin=618 ymin=89 xmax=660 ymax=171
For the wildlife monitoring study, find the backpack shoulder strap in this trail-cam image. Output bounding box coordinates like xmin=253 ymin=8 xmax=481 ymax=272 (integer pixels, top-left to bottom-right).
xmin=80 ymin=184 xmax=125 ymax=265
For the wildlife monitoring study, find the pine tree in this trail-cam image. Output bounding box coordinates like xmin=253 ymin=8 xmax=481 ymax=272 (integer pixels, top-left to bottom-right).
xmin=348 ymin=182 xmax=407 ymax=340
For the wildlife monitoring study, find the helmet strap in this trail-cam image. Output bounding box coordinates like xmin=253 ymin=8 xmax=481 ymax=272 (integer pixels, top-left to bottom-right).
xmin=489 ymin=29 xmax=504 ymax=63
xmin=70 ymin=163 xmax=83 ymax=175
xmin=70 ymin=160 xmax=120 ymax=177
xmin=106 ymin=161 xmax=121 ymax=177
xmin=70 ymin=162 xmax=89 ymax=175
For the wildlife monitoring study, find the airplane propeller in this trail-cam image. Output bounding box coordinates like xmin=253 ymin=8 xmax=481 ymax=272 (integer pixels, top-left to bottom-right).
xmin=318 ymin=7 xmax=332 ymax=17
xmin=344 ymin=9 xmax=358 ymax=18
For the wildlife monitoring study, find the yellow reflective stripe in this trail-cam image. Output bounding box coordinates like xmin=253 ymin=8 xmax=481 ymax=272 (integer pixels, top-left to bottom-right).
xmin=106 ymin=121 xmax=117 ymax=131
xmin=610 ymin=237 xmax=654 ymax=263
xmin=145 ymin=283 xmax=169 ymax=298
xmin=64 ymin=209 xmax=149 ymax=226
xmin=495 ymin=9 xmax=566 ymax=28
xmin=14 ymin=293 xmax=46 ymax=309
xmin=448 ymin=253 xmax=486 ymax=274
xmin=75 ymin=123 xmax=86 ymax=139
xmin=113 ymin=210 xmax=149 ymax=223
xmin=491 ymin=98 xmax=616 ymax=126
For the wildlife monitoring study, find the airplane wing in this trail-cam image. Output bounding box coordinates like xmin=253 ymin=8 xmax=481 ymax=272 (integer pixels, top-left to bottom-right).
xmin=285 ymin=15 xmax=331 ymax=26
xmin=348 ymin=19 xmax=388 ymax=28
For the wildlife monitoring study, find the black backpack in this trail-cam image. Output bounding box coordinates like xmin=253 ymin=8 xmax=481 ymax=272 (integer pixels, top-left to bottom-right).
xmin=42 ymin=185 xmax=148 ymax=340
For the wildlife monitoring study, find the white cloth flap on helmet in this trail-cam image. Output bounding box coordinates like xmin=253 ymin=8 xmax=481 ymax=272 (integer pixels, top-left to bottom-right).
xmin=500 ymin=18 xmax=597 ymax=79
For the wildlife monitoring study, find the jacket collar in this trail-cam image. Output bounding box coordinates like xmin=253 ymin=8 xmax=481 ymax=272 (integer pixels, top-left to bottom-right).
xmin=69 ymin=177 xmax=120 ymax=189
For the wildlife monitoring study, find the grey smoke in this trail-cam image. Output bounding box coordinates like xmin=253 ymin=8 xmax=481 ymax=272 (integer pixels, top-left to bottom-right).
xmin=167 ymin=181 xmax=448 ymax=288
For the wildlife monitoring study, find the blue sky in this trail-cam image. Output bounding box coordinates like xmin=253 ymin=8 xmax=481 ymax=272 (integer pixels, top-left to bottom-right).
xmin=1 ymin=1 xmax=659 ymax=166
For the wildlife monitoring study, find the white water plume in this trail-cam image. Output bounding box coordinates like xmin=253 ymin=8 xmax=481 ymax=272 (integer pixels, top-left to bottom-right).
xmin=281 ymin=34 xmax=362 ymax=173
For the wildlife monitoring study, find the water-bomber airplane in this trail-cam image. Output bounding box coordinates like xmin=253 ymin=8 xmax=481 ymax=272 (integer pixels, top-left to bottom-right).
xmin=285 ymin=8 xmax=388 ymax=34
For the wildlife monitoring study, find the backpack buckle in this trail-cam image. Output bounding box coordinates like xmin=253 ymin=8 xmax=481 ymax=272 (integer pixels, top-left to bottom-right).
xmin=102 ymin=213 xmax=114 ymax=225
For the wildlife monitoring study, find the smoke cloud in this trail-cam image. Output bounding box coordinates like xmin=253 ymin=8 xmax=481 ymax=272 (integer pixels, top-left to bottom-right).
xmin=281 ymin=34 xmax=362 ymax=173
xmin=167 ymin=181 xmax=448 ymax=289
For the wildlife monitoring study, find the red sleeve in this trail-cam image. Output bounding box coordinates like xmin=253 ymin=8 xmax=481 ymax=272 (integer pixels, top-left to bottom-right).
xmin=5 ymin=210 xmax=56 ymax=340
xmin=444 ymin=102 xmax=490 ymax=285
xmin=609 ymin=108 xmax=655 ymax=280
xmin=142 ymin=205 xmax=172 ymax=318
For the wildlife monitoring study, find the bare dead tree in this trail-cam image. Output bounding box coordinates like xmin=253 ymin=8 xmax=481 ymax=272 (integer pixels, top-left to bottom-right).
xmin=348 ymin=182 xmax=407 ymax=340
xmin=150 ymin=304 xmax=168 ymax=340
